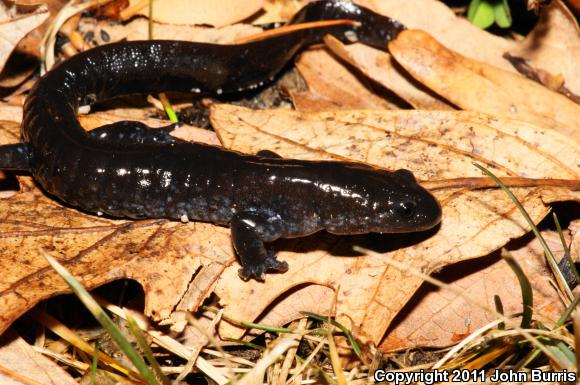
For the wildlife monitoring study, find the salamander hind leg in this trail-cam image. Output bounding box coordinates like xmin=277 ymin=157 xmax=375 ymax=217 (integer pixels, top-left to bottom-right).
xmin=230 ymin=211 xmax=289 ymax=281
xmin=89 ymin=121 xmax=185 ymax=145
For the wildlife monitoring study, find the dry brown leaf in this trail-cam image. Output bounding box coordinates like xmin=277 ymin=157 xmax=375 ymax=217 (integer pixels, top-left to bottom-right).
xmin=509 ymin=0 xmax=580 ymax=96
xmin=87 ymin=17 xmax=262 ymax=45
xmin=0 ymin=329 xmax=77 ymax=385
xmin=255 ymin=285 xmax=335 ymax=328
xmin=130 ymin=0 xmax=264 ymax=28
xmin=380 ymin=230 xmax=569 ymax=351
xmin=389 ymin=30 xmax=580 ymax=141
xmin=0 ymin=181 xmax=233 ymax=333
xmin=0 ymin=104 xmax=22 ymax=123
xmin=293 ymin=48 xmax=403 ymax=111
xmin=323 ymin=36 xmax=454 ymax=110
xmin=571 ymin=220 xmax=580 ymax=263
xmin=0 ymin=0 xmax=71 ymax=89
xmin=0 ymin=4 xmax=48 ymax=73
xmin=359 ymin=0 xmax=516 ymax=72
xmin=251 ymin=0 xmax=308 ymax=24
xmin=210 ymin=104 xmax=578 ymax=345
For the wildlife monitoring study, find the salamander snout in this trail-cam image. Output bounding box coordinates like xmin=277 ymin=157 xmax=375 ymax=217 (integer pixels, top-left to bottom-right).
xmin=385 ymin=189 xmax=441 ymax=232
xmin=364 ymin=168 xmax=441 ymax=234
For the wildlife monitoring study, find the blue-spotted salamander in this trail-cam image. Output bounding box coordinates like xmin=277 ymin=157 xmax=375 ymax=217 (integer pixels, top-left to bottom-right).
xmin=0 ymin=1 xmax=441 ymax=280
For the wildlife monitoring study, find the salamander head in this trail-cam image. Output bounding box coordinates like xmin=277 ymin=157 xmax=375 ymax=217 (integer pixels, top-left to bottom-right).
xmin=318 ymin=166 xmax=441 ymax=235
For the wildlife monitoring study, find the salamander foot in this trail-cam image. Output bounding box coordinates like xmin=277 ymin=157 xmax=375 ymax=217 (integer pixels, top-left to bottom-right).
xmin=238 ymin=257 xmax=288 ymax=281
xmin=231 ymin=210 xmax=287 ymax=281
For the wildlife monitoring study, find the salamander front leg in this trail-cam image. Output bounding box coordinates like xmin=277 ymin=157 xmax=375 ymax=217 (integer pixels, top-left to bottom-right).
xmin=230 ymin=211 xmax=289 ymax=281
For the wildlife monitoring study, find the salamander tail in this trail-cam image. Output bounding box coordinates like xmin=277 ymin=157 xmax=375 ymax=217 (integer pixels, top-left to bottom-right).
xmin=0 ymin=143 xmax=30 ymax=171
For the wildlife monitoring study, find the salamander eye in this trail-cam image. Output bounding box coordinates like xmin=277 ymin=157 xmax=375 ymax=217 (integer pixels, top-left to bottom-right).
xmin=394 ymin=200 xmax=416 ymax=219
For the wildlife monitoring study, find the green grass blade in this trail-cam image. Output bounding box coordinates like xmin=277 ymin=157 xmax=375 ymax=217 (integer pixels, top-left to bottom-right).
xmin=300 ymin=311 xmax=361 ymax=358
xmin=41 ymin=249 xmax=161 ymax=385
xmin=494 ymin=295 xmax=505 ymax=330
xmin=473 ymin=163 xmax=572 ymax=300
xmin=89 ymin=345 xmax=99 ymax=385
xmin=126 ymin=314 xmax=171 ymax=385
xmin=222 ymin=337 xmax=265 ymax=351
xmin=202 ymin=306 xmax=291 ymax=333
xmin=158 ymin=93 xmax=179 ymax=123
xmin=557 ymin=294 xmax=580 ymax=326
xmin=501 ymin=249 xmax=533 ymax=328
xmin=554 ymin=341 xmax=576 ymax=365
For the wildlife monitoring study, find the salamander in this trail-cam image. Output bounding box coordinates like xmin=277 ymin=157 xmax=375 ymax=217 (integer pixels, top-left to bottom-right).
xmin=0 ymin=1 xmax=441 ymax=280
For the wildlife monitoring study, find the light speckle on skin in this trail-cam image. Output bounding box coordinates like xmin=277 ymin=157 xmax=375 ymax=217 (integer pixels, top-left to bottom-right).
xmin=117 ymin=168 xmax=129 ymax=176
xmin=161 ymin=170 xmax=172 ymax=188
xmin=344 ymin=30 xmax=358 ymax=42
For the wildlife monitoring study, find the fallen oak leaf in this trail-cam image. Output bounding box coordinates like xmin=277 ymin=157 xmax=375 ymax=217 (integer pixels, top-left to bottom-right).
xmin=211 ymin=105 xmax=578 ymax=179
xmin=388 ymin=30 xmax=580 ymax=141
xmin=380 ymin=229 xmax=570 ymax=351
xmin=209 ymin=104 xmax=578 ymax=345
xmin=0 ymin=182 xmax=234 ymax=334
xmin=0 ymin=181 xmax=234 ymax=332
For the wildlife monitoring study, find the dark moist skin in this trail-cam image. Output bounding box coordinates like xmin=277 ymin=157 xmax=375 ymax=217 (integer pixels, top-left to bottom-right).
xmin=1 ymin=1 xmax=441 ymax=280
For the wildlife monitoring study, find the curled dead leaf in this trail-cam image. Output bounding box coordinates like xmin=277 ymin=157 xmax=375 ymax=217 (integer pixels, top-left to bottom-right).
xmin=508 ymin=0 xmax=580 ymax=96
xmin=0 ymin=4 xmax=48 ymax=73
xmin=388 ymin=30 xmax=580 ymax=140
xmin=293 ymin=48 xmax=402 ymax=111
xmin=323 ymin=35 xmax=454 ymax=110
